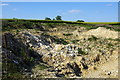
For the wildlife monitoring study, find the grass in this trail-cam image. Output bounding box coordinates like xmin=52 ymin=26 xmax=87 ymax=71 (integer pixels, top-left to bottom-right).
xmin=82 ymin=22 xmax=120 ymax=24
xmin=2 ymin=19 xmax=120 ymax=32
xmin=2 ymin=18 xmax=120 ymax=24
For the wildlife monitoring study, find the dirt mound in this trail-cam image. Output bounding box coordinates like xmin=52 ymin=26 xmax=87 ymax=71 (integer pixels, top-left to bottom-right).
xmin=81 ymin=27 xmax=118 ymax=39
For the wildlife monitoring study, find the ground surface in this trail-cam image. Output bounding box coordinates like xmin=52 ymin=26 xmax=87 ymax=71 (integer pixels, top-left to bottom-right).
xmin=2 ymin=24 xmax=119 ymax=79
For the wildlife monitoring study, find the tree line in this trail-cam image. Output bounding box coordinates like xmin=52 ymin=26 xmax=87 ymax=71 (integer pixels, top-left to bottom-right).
xmin=45 ymin=15 xmax=84 ymax=22
xmin=13 ymin=15 xmax=85 ymax=22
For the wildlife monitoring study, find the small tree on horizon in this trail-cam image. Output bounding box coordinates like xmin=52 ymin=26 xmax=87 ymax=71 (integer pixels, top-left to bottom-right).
xmin=53 ymin=18 xmax=55 ymax=20
xmin=45 ymin=17 xmax=51 ymax=20
xmin=77 ymin=20 xmax=85 ymax=22
xmin=55 ymin=15 xmax=62 ymax=20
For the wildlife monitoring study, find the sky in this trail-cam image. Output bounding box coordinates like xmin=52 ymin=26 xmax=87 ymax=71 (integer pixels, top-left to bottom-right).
xmin=1 ymin=0 xmax=120 ymax=2
xmin=1 ymin=2 xmax=118 ymax=22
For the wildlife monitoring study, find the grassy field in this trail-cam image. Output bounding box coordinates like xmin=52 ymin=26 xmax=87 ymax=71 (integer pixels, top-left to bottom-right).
xmin=1 ymin=19 xmax=120 ymax=32
xmin=1 ymin=19 xmax=120 ymax=24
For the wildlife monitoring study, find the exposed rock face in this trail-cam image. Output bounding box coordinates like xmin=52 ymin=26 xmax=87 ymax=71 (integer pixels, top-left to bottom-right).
xmin=2 ymin=33 xmax=43 ymax=79
xmin=2 ymin=27 xmax=119 ymax=78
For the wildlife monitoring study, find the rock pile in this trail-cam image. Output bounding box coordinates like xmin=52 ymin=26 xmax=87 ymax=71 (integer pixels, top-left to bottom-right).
xmin=2 ymin=27 xmax=119 ymax=78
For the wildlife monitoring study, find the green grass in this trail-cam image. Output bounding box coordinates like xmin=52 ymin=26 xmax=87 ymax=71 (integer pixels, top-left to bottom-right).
xmin=82 ymin=22 xmax=120 ymax=24
xmin=2 ymin=18 xmax=120 ymax=24
xmin=2 ymin=19 xmax=120 ymax=32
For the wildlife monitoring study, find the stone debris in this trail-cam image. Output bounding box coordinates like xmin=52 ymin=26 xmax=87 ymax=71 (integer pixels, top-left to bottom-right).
xmin=2 ymin=27 xmax=119 ymax=78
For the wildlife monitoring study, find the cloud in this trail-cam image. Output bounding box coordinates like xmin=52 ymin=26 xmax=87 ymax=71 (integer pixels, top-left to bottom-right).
xmin=106 ymin=4 xmax=113 ymax=6
xmin=1 ymin=3 xmax=9 ymax=6
xmin=68 ymin=9 xmax=80 ymax=13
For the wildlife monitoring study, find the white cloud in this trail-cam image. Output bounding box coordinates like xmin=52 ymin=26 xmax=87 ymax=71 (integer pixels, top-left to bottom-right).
xmin=68 ymin=9 xmax=80 ymax=13
xmin=106 ymin=4 xmax=113 ymax=6
xmin=1 ymin=3 xmax=9 ymax=6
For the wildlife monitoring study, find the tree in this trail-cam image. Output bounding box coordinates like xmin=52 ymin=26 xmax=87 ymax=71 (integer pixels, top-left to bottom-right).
xmin=53 ymin=18 xmax=55 ymax=20
xmin=45 ymin=17 xmax=51 ymax=20
xmin=13 ymin=18 xmax=17 ymax=19
xmin=55 ymin=15 xmax=62 ymax=20
xmin=77 ymin=20 xmax=85 ymax=22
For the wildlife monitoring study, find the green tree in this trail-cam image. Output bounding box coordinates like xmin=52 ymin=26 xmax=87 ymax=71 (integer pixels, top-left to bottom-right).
xmin=53 ymin=18 xmax=55 ymax=20
xmin=55 ymin=15 xmax=62 ymax=20
xmin=13 ymin=18 xmax=17 ymax=19
xmin=77 ymin=20 xmax=85 ymax=22
xmin=45 ymin=17 xmax=51 ymax=20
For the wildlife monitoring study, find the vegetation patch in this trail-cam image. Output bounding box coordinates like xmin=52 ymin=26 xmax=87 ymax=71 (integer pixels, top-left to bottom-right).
xmin=71 ymin=40 xmax=79 ymax=44
xmin=54 ymin=38 xmax=69 ymax=45
xmin=88 ymin=35 xmax=98 ymax=41
xmin=35 ymin=64 xmax=48 ymax=70
xmin=78 ymin=48 xmax=86 ymax=55
xmin=107 ymin=43 xmax=114 ymax=48
xmin=107 ymin=38 xmax=120 ymax=42
xmin=63 ymin=33 xmax=73 ymax=36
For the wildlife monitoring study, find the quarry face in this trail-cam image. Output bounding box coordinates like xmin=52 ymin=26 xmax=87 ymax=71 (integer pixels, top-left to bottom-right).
xmin=2 ymin=24 xmax=119 ymax=78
